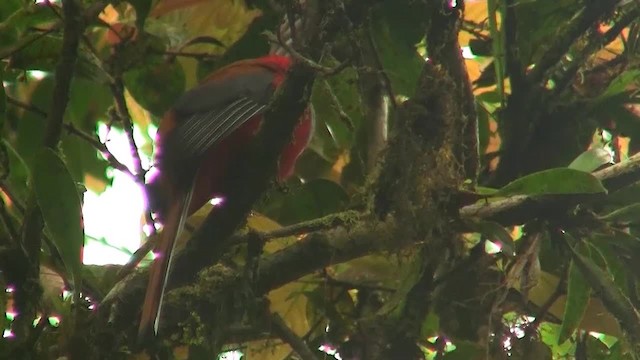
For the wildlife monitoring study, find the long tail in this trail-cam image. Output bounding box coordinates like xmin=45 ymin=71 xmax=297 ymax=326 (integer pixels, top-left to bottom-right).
xmin=137 ymin=188 xmax=193 ymax=342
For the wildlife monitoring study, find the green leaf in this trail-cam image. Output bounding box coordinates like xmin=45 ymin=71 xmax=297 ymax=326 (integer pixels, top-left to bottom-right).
xmin=0 ymin=66 xmax=6 ymax=126
xmin=586 ymin=235 xmax=630 ymax=298
xmin=558 ymin=250 xmax=591 ymax=344
xmin=259 ymin=179 xmax=348 ymax=225
xmin=420 ymin=311 xmax=439 ymax=339
xmin=474 ymin=186 xmax=499 ymax=196
xmin=568 ymin=148 xmax=612 ymax=172
xmin=495 ymin=168 xmax=607 ymax=197
xmin=566 ymin=235 xmax=640 ymax=348
xmin=62 ymin=78 xmax=113 ymax=192
xmin=600 ymin=204 xmax=640 ymax=225
xmin=3 ymin=139 xmax=30 ymax=200
xmin=514 ymin=0 xmax=583 ymax=64
xmin=309 ymin=68 xmax=360 ymax=163
xmin=123 ymin=59 xmax=185 ymax=117
xmin=32 ymin=148 xmax=84 ymax=287
xmin=441 ymin=340 xmax=483 ymax=359
xmin=599 ymin=70 xmax=640 ymax=100
xmin=370 ymin=2 xmax=425 ymax=96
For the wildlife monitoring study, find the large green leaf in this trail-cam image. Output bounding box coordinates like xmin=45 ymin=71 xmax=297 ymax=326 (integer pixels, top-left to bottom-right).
xmin=32 ymin=148 xmax=84 ymax=287
xmin=598 ymin=70 xmax=640 ymax=100
xmin=558 ymin=244 xmax=591 ymax=344
xmin=123 ymin=58 xmax=185 ymax=117
xmin=567 ymin=235 xmax=640 ymax=350
xmin=62 ymin=78 xmax=113 ymax=191
xmin=13 ymin=77 xmax=51 ymax=166
xmin=514 ymin=0 xmax=583 ymax=64
xmin=0 ymin=2 xmax=58 ymax=57
xmin=495 ymin=168 xmax=607 ymax=197
xmin=259 ymin=178 xmax=348 ymax=225
xmin=587 ymin=234 xmax=630 ymax=296
xmin=370 ymin=2 xmax=425 ymax=97
xmin=311 ymin=68 xmax=361 ymax=152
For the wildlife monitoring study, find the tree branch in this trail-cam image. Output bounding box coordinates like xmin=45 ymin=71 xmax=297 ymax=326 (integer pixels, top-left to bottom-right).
xmin=462 ymin=152 xmax=640 ymax=224
xmin=269 ymin=313 xmax=319 ymax=360
xmin=15 ymin=0 xmax=83 ymax=346
xmin=6 ymin=95 xmax=136 ymax=179
xmin=526 ymin=0 xmax=619 ymax=86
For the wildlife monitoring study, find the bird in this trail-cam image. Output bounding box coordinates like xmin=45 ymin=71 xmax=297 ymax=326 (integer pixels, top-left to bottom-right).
xmin=137 ymin=54 xmax=314 ymax=341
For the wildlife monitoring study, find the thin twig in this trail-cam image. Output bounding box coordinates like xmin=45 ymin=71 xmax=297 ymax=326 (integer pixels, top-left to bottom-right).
xmin=6 ymin=96 xmax=48 ymax=117
xmin=525 ymin=267 xmax=566 ymax=337
xmin=109 ymin=77 xmax=157 ymax=236
xmin=152 ymin=49 xmax=220 ymax=61
xmin=64 ymin=123 xmax=135 ymax=178
xmin=323 ymin=80 xmax=355 ymax=131
xmin=0 ymin=27 xmax=58 ymax=60
xmin=109 ymin=79 xmax=146 ymax=181
xmin=238 ymin=210 xmax=362 ymax=244
xmin=270 ymin=312 xmax=319 ymax=360
xmin=115 ymin=235 xmax=155 ymax=280
xmin=265 ymin=31 xmax=350 ymax=76
xmin=6 ymin=95 xmax=135 ymax=179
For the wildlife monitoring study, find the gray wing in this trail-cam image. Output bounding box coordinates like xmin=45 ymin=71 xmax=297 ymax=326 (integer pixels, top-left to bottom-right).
xmin=162 ymin=69 xmax=276 ymax=168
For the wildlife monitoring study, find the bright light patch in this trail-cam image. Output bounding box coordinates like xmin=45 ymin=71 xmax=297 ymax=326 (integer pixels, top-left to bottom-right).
xmin=318 ymin=344 xmax=342 ymax=360
xmin=210 ymin=197 xmax=225 ymax=206
xmin=6 ymin=286 xmax=14 ymax=293
xmin=6 ymin=312 xmax=17 ymax=321
xmin=83 ymin=177 xmax=145 ymax=265
xmin=26 ymin=70 xmax=48 ymax=80
xmin=48 ymin=316 xmax=61 ymax=327
xmin=147 ymin=124 xmax=158 ymax=140
xmin=218 ymin=350 xmax=243 ymax=360
xmin=83 ymin=122 xmax=148 ymax=265
xmin=484 ymin=240 xmax=502 ymax=254
xmin=444 ymin=340 xmax=456 ymax=352
xmin=545 ymin=79 xmax=556 ymax=90
xmin=33 ymin=316 xmax=42 ymax=327
xmin=461 ymin=46 xmax=476 ymax=59
xmin=143 ymin=223 xmax=156 ymax=236
xmin=3 ymin=329 xmax=14 ymax=338
xmin=510 ymin=325 xmax=526 ymax=339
